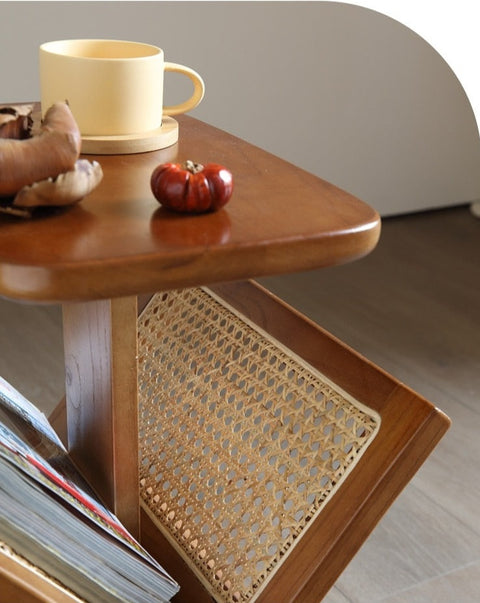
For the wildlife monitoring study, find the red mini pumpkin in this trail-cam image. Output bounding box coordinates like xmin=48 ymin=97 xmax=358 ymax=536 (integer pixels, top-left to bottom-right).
xmin=150 ymin=160 xmax=233 ymax=213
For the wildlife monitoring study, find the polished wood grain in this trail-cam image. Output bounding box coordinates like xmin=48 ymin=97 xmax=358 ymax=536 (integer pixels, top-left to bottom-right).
xmin=0 ymin=113 xmax=380 ymax=303
xmin=62 ymin=296 xmax=139 ymax=537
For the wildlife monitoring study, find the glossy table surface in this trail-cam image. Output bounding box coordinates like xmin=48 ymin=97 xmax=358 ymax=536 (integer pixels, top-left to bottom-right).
xmin=0 ymin=113 xmax=380 ymax=303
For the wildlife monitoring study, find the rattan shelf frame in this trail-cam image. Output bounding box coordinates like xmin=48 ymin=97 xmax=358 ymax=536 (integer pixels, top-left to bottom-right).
xmin=15 ymin=280 xmax=449 ymax=603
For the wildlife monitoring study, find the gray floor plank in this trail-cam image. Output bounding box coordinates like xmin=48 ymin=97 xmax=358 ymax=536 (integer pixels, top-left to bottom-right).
xmin=0 ymin=299 xmax=64 ymax=414
xmin=325 ymin=485 xmax=480 ymax=602
xmin=378 ymin=561 xmax=480 ymax=603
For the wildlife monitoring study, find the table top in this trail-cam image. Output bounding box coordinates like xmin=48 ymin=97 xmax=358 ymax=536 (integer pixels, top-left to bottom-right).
xmin=0 ymin=114 xmax=380 ymax=303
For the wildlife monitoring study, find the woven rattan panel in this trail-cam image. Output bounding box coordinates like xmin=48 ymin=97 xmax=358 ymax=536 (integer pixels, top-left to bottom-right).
xmin=138 ymin=288 xmax=380 ymax=602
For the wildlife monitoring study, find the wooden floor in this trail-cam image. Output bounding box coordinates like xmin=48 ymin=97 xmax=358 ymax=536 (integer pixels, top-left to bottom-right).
xmin=1 ymin=205 xmax=479 ymax=601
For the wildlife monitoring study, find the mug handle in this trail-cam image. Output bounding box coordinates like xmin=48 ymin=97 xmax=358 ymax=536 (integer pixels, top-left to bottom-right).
xmin=163 ymin=62 xmax=205 ymax=116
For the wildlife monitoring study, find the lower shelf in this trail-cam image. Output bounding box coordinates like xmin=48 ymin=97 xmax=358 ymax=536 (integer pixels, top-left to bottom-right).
xmin=44 ymin=280 xmax=449 ymax=603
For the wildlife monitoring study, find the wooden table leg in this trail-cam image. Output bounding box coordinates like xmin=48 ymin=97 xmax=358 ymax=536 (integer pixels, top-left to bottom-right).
xmin=62 ymin=296 xmax=139 ymax=538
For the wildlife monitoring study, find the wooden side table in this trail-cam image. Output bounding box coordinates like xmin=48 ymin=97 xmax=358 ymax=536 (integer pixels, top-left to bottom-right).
xmin=1 ymin=112 xmax=448 ymax=602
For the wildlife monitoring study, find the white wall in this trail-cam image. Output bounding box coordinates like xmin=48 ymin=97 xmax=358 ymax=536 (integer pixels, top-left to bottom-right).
xmin=2 ymin=1 xmax=480 ymax=216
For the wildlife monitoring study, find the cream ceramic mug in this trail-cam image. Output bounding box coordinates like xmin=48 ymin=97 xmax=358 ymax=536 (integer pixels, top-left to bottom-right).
xmin=39 ymin=39 xmax=205 ymax=136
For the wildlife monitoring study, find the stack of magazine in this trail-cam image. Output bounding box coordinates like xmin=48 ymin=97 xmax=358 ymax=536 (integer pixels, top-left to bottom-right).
xmin=0 ymin=376 xmax=179 ymax=602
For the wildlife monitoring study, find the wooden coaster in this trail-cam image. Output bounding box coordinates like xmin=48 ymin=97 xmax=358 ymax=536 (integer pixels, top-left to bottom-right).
xmin=81 ymin=116 xmax=179 ymax=155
